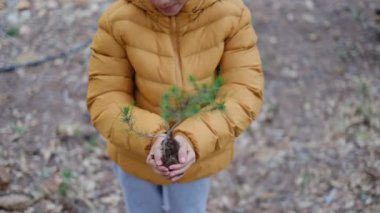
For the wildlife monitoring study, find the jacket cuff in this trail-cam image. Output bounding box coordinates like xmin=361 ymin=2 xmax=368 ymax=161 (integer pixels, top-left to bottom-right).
xmin=173 ymin=130 xmax=200 ymax=160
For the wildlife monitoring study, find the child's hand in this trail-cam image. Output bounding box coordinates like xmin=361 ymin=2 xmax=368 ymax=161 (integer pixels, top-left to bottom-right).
xmin=168 ymin=134 xmax=196 ymax=182
xmin=146 ymin=133 xmax=170 ymax=178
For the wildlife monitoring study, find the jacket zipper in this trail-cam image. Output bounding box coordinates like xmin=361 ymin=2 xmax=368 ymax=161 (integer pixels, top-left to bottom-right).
xmin=171 ymin=17 xmax=183 ymax=88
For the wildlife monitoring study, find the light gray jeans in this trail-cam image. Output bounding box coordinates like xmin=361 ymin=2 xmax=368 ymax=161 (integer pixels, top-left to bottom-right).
xmin=112 ymin=163 xmax=210 ymax=213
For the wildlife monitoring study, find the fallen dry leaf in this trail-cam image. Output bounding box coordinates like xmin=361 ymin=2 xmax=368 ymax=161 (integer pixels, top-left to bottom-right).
xmin=0 ymin=0 xmax=6 ymax=10
xmin=16 ymin=0 xmax=31 ymax=11
xmin=0 ymin=166 xmax=11 ymax=191
xmin=100 ymin=194 xmax=120 ymax=205
xmin=0 ymin=193 xmax=34 ymax=211
xmin=257 ymin=192 xmax=277 ymax=200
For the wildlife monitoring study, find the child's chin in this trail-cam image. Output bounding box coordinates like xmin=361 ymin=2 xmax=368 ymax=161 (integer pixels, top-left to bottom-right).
xmin=158 ymin=6 xmax=180 ymax=16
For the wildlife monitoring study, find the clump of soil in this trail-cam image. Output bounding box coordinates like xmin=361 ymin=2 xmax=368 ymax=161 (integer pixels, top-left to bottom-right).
xmin=161 ymin=136 xmax=180 ymax=167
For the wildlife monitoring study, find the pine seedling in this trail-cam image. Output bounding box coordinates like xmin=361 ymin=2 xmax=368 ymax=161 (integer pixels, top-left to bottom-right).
xmin=122 ymin=74 xmax=225 ymax=166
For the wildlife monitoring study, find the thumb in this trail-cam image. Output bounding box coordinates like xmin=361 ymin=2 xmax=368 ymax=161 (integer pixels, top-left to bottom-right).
xmin=178 ymin=141 xmax=188 ymax=163
xmin=154 ymin=146 xmax=163 ymax=166
xmin=152 ymin=139 xmax=164 ymax=166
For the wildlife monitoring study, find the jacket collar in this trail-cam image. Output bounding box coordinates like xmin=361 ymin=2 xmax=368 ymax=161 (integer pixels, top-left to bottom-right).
xmin=127 ymin=0 xmax=217 ymax=17
xmin=126 ymin=0 xmax=218 ymax=31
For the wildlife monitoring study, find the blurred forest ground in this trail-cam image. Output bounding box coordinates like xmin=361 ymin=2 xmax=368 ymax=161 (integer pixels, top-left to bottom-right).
xmin=0 ymin=0 xmax=379 ymax=212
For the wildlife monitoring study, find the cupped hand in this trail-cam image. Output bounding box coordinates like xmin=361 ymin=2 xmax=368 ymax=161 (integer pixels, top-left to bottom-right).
xmin=168 ymin=134 xmax=196 ymax=182
xmin=146 ymin=133 xmax=170 ymax=178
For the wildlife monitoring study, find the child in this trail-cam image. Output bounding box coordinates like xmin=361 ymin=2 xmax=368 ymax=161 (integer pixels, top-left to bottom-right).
xmin=86 ymin=0 xmax=264 ymax=212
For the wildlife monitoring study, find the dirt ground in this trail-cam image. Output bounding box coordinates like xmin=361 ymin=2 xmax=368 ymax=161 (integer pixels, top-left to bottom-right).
xmin=0 ymin=0 xmax=379 ymax=212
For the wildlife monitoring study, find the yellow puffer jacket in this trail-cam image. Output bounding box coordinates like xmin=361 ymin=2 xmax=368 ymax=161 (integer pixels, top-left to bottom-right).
xmin=87 ymin=0 xmax=264 ymax=184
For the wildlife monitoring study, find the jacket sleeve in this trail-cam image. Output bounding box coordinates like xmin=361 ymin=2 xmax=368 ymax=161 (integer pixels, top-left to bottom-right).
xmin=87 ymin=12 xmax=167 ymax=157
xmin=173 ymin=6 xmax=264 ymax=160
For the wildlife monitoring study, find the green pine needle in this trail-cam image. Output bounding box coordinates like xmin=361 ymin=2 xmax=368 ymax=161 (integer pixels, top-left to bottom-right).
xmin=160 ymin=75 xmax=225 ymax=123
